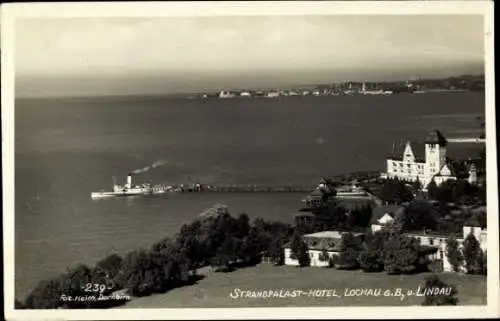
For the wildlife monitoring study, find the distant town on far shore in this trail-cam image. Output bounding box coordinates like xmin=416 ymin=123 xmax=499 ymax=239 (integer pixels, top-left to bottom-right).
xmin=191 ymin=74 xmax=485 ymax=100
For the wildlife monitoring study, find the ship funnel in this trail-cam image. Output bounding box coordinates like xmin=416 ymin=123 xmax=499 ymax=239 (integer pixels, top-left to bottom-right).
xmin=126 ymin=174 xmax=133 ymax=188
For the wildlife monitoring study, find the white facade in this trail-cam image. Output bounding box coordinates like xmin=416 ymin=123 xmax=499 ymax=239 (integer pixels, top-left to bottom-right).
xmin=284 ymin=248 xmax=339 ymax=267
xmin=371 ymin=213 xmax=395 ymax=233
xmin=283 ymin=231 xmax=355 ymax=268
xmin=219 ymin=91 xmax=235 ymax=98
xmin=382 ymin=131 xmax=479 ymax=188
xmin=370 ymin=210 xmax=487 ymax=273
xmin=405 ymin=225 xmax=487 ymax=272
xmin=283 ymin=248 xmax=300 ymax=266
xmin=385 ymin=141 xmax=447 ymax=188
xmin=433 ymin=164 xmax=457 ymax=186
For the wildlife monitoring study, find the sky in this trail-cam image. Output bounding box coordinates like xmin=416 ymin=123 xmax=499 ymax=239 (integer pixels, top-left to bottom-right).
xmin=15 ymin=15 xmax=485 ymax=97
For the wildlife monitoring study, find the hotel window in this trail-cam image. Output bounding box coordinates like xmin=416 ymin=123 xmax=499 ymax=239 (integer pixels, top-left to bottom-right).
xmin=429 ymin=239 xmax=434 ymax=246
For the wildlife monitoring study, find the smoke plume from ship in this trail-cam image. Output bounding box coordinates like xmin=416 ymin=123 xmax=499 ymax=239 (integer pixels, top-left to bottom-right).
xmin=131 ymin=160 xmax=168 ymax=175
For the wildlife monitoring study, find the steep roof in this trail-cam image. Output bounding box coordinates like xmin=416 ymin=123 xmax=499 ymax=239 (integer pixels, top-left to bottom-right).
xmin=336 ymin=198 xmax=373 ymax=211
xmin=388 ymin=141 xmax=425 ymax=162
xmin=464 ymin=214 xmax=484 ymax=228
xmin=370 ymin=205 xmax=404 ymax=225
xmin=302 ymin=231 xmax=365 ymax=251
xmin=425 ymin=130 xmax=447 ymax=147
xmin=435 ymin=163 xmax=456 ymax=178
xmin=435 ymin=159 xmax=470 ymax=178
xmin=309 ymin=189 xmax=325 ymax=197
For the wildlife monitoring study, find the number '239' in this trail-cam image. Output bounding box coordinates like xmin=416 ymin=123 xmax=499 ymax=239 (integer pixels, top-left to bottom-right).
xmin=83 ymin=281 xmax=114 ymax=293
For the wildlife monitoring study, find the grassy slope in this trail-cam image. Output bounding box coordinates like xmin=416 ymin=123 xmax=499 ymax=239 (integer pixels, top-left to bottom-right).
xmin=119 ymin=264 xmax=486 ymax=308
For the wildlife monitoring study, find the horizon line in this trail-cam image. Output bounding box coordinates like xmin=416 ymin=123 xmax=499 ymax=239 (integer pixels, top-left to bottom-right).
xmin=15 ymin=73 xmax=485 ymax=99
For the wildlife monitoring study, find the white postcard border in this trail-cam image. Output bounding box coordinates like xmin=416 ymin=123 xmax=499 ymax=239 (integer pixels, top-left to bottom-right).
xmin=2 ymin=1 xmax=498 ymax=320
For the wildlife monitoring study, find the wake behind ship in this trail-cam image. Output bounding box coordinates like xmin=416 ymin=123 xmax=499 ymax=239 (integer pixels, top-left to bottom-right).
xmin=91 ymin=174 xmax=171 ymax=199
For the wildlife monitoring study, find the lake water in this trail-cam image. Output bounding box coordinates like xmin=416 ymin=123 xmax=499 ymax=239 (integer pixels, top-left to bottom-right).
xmin=14 ymin=92 xmax=484 ymax=299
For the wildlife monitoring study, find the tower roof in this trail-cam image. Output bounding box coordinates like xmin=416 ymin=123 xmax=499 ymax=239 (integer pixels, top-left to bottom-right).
xmin=425 ymin=130 xmax=447 ymax=147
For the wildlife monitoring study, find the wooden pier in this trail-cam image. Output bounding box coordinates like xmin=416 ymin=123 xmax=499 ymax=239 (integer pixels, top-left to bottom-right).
xmin=170 ymin=184 xmax=314 ymax=193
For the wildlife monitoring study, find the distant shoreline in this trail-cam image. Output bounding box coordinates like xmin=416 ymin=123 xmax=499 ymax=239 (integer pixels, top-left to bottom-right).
xmin=15 ymin=90 xmax=482 ymax=101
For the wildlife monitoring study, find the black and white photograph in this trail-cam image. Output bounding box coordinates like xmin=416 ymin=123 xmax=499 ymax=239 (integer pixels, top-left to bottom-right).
xmin=2 ymin=1 xmax=498 ymax=320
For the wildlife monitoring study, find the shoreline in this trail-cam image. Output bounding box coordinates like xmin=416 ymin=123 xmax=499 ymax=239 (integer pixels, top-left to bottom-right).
xmin=15 ymin=89 xmax=483 ymax=101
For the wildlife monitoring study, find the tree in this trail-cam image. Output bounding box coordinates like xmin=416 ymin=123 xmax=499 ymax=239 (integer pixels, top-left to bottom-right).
xmin=238 ymin=229 xmax=262 ymax=265
xmin=359 ymin=230 xmax=392 ymax=272
xmin=463 ymin=233 xmax=481 ymax=274
xmin=453 ymin=179 xmax=472 ymax=203
xmin=95 ymin=253 xmax=124 ymax=286
xmin=211 ymin=235 xmax=237 ymax=272
xmin=427 ymin=179 xmax=438 ymax=200
xmin=398 ymin=200 xmax=437 ymax=231
xmin=412 ymin=178 xmax=423 ymax=192
xmin=346 ymin=205 xmax=373 ymax=229
xmin=379 ymin=178 xmax=414 ymax=204
xmin=318 ymin=248 xmax=331 ymax=266
xmin=267 ymin=237 xmax=285 ymax=266
xmin=235 ymin=213 xmax=250 ymax=239
xmin=329 ymin=254 xmax=338 ymax=268
xmin=445 ymin=236 xmax=463 ymax=272
xmin=435 ymin=180 xmax=455 ymax=204
xmin=421 ymin=275 xmax=458 ymax=306
xmin=297 ymin=241 xmax=311 ymax=267
xmin=359 ymin=250 xmax=383 ymax=272
xmin=383 ymin=234 xmax=423 ymax=274
xmin=337 ymin=233 xmax=363 ymax=270
xmin=319 ymin=203 xmax=349 ymax=231
xmin=290 ymin=231 xmax=310 ymax=267
xmin=289 ymin=230 xmax=302 ymax=260
xmin=24 ymin=276 xmax=66 ymax=309
xmin=120 ymin=249 xmax=154 ymax=297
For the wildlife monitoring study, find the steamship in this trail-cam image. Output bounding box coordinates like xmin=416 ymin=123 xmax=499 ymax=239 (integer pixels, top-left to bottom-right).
xmin=91 ymin=174 xmax=171 ymax=199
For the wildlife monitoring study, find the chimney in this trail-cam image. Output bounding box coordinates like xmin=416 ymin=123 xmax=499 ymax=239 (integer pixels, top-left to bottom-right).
xmin=127 ymin=174 xmax=133 ymax=188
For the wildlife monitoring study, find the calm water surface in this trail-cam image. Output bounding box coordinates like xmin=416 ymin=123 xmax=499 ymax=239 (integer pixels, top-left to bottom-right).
xmin=15 ymin=93 xmax=484 ymax=298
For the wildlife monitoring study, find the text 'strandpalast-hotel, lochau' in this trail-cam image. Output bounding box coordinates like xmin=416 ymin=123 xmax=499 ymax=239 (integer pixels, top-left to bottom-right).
xmin=381 ymin=130 xmax=477 ymax=189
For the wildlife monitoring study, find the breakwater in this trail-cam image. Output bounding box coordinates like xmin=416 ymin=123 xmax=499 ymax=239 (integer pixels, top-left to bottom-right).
xmin=447 ymin=138 xmax=485 ymax=143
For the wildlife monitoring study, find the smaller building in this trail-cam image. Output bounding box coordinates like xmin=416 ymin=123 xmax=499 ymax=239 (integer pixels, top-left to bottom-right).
xmin=302 ymin=189 xmax=326 ymax=209
xmin=404 ymin=231 xmax=457 ymax=269
xmin=432 ymin=163 xmax=458 ymax=186
xmin=300 ymin=179 xmax=337 ymax=211
xmin=370 ymin=205 xmax=404 ymax=233
xmin=284 ymin=230 xmax=364 ymax=267
xmin=370 ymin=206 xmax=487 ymax=272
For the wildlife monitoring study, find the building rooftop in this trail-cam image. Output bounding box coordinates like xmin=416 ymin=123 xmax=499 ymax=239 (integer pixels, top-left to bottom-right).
xmin=425 ymin=130 xmax=448 ymax=147
xmin=405 ymin=230 xmax=461 ymax=239
xmin=297 ymin=230 xmax=365 ymax=251
xmin=304 ymin=230 xmax=365 ymax=239
xmin=293 ymin=212 xmax=316 ymax=218
xmin=464 ymin=213 xmax=486 ymax=228
xmin=388 ymin=140 xmax=425 ymax=162
xmin=370 ymin=205 xmax=404 ymax=225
